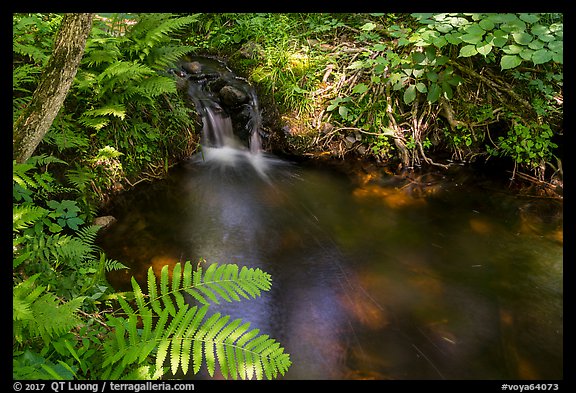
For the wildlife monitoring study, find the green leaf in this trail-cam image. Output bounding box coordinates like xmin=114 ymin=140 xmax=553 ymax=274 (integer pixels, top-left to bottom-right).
xmin=488 ymin=14 xmax=519 ymax=24
xmin=528 ymin=39 xmax=545 ymax=50
xmin=461 ymin=33 xmax=484 ymax=44
xmin=530 ymin=24 xmax=549 ymax=36
xmin=403 ymin=84 xmax=417 ymax=105
xmin=426 ymin=71 xmax=438 ymax=82
xmin=512 ymin=32 xmax=533 ymax=45
xmin=427 ymin=82 xmax=442 ymax=103
xmin=493 ymin=36 xmax=508 ymax=48
xmin=442 ymin=82 xmax=453 ymax=99
xmin=465 ymin=23 xmax=485 ymax=35
xmin=347 ymin=60 xmax=366 ymax=70
xmin=519 ymin=13 xmax=540 ymax=24
xmin=415 ymin=82 xmax=427 ymax=93
xmin=459 ymin=44 xmax=478 ymax=57
xmin=548 ymin=40 xmax=562 ymax=53
xmin=500 ymin=55 xmax=522 ymax=70
xmin=352 ymin=83 xmax=368 ymax=95
xmin=531 ymin=49 xmax=552 ymax=65
xmin=435 ymin=23 xmax=453 ymax=33
xmin=479 ymin=18 xmax=495 ymax=31
xmin=476 ymin=42 xmax=493 ymax=56
xmin=445 ymin=32 xmax=462 ymax=45
xmin=519 ymin=48 xmax=534 ymax=60
xmin=537 ymin=34 xmax=555 ymax=43
xmin=502 ymin=44 xmax=523 ymax=54
xmin=434 ymin=55 xmax=449 ymax=66
xmin=432 ymin=35 xmax=447 ymax=48
xmin=360 ymin=22 xmax=376 ymax=31
xmin=412 ymin=52 xmax=426 ymax=64
xmin=552 ymin=50 xmax=563 ymax=64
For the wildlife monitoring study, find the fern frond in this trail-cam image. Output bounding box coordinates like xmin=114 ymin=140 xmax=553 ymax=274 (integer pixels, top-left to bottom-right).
xmin=83 ymin=36 xmax=122 ymax=67
xmin=135 ymin=75 xmax=177 ymax=97
xmin=13 ymin=41 xmax=49 ymax=64
xmin=146 ymin=45 xmax=196 ymax=69
xmin=29 ymin=294 xmax=85 ymax=342
xmin=103 ymin=261 xmax=290 ymax=380
xmin=129 ymin=14 xmax=199 ymax=51
xmin=65 ymin=167 xmax=95 ymax=191
xmin=26 ymin=154 xmax=69 ymax=167
xmin=98 ymin=60 xmax=156 ymax=84
xmin=105 ymin=258 xmax=130 ymax=272
xmin=13 ymin=161 xmax=37 ymax=190
xmin=76 ymin=225 xmax=101 ymax=252
xmin=20 ymin=232 xmax=93 ymax=268
xmin=13 ymin=203 xmax=48 ymax=232
xmin=83 ymin=104 xmax=127 ymax=120
xmin=13 ymin=275 xmax=85 ymax=343
xmin=13 ymin=64 xmax=42 ymax=92
xmin=42 ymin=122 xmax=90 ymax=151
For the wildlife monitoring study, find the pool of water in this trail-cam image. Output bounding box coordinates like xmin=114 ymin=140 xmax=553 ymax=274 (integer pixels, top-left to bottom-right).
xmin=98 ymin=151 xmax=563 ymax=380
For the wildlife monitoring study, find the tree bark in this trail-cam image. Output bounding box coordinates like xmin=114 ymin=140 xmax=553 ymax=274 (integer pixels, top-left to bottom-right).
xmin=13 ymin=13 xmax=94 ymax=163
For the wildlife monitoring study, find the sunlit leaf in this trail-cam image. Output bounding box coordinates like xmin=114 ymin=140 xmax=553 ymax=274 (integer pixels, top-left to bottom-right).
xmin=476 ymin=42 xmax=493 ymax=56
xmin=519 ymin=48 xmax=534 ymax=60
xmin=461 ymin=33 xmax=483 ymax=44
xmin=403 ymin=84 xmax=416 ymax=105
xmin=531 ymin=49 xmax=552 ymax=65
xmin=500 ymin=55 xmax=522 ymax=70
xmin=528 ymin=39 xmax=545 ymax=50
xmin=415 ymin=82 xmax=427 ymax=93
xmin=512 ymin=32 xmax=532 ymax=45
xmin=519 ymin=13 xmax=540 ymax=24
xmin=352 ymin=83 xmax=368 ymax=95
xmin=479 ymin=19 xmax=495 ymax=31
xmin=502 ymin=44 xmax=523 ymax=54
xmin=459 ymin=44 xmax=477 ymax=57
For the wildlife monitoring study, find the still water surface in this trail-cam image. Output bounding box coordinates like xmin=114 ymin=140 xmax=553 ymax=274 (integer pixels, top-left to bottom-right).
xmin=98 ymin=150 xmax=563 ymax=380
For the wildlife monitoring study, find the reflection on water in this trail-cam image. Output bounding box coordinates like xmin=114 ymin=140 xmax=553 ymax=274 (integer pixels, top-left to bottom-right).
xmin=98 ymin=151 xmax=563 ymax=380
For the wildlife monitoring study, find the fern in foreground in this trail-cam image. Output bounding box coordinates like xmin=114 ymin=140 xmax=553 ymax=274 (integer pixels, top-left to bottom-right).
xmin=102 ymin=261 xmax=291 ymax=380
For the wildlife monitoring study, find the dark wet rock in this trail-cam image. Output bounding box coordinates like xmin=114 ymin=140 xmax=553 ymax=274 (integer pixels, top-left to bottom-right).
xmin=182 ymin=61 xmax=202 ymax=74
xmin=219 ymin=85 xmax=249 ymax=107
xmin=93 ymin=215 xmax=117 ymax=231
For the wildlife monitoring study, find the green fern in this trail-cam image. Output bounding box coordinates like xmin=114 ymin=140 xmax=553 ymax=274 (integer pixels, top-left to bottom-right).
xmin=13 ymin=155 xmax=70 ymax=202
xmin=146 ymin=45 xmax=196 ymax=69
xmin=65 ymin=167 xmax=95 ymax=193
xmin=13 ymin=274 xmax=85 ymax=344
xmin=102 ymin=261 xmax=291 ymax=380
xmin=127 ymin=14 xmax=199 ymax=61
xmin=13 ymin=203 xmax=48 ymax=232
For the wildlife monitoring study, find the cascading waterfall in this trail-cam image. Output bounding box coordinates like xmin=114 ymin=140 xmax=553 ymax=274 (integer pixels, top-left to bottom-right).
xmin=173 ymin=56 xmax=275 ymax=177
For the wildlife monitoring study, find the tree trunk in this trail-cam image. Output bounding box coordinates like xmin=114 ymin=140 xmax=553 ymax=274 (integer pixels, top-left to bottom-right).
xmin=13 ymin=13 xmax=94 ymax=163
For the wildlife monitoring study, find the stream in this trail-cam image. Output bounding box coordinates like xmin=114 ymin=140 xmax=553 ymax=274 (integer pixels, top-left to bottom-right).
xmin=97 ymin=57 xmax=563 ymax=380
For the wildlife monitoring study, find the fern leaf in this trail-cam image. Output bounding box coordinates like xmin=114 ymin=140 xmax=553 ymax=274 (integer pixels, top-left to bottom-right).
xmin=184 ymin=262 xmax=272 ymax=305
xmin=159 ymin=264 xmax=176 ymax=316
xmin=13 ymin=161 xmax=37 ymax=189
xmin=83 ymin=104 xmax=127 ymax=120
xmin=26 ymin=154 xmax=68 ymax=167
xmin=13 ymin=203 xmax=48 ymax=232
xmin=147 ymin=45 xmax=196 ymax=69
xmin=148 ymin=267 xmax=162 ymax=315
xmin=104 ymin=261 xmax=290 ymax=380
xmin=135 ymin=75 xmax=176 ymax=97
xmin=20 ymin=293 xmax=85 ymax=343
xmin=105 ymin=257 xmax=129 ymax=272
xmin=99 ymin=60 xmax=155 ymax=83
